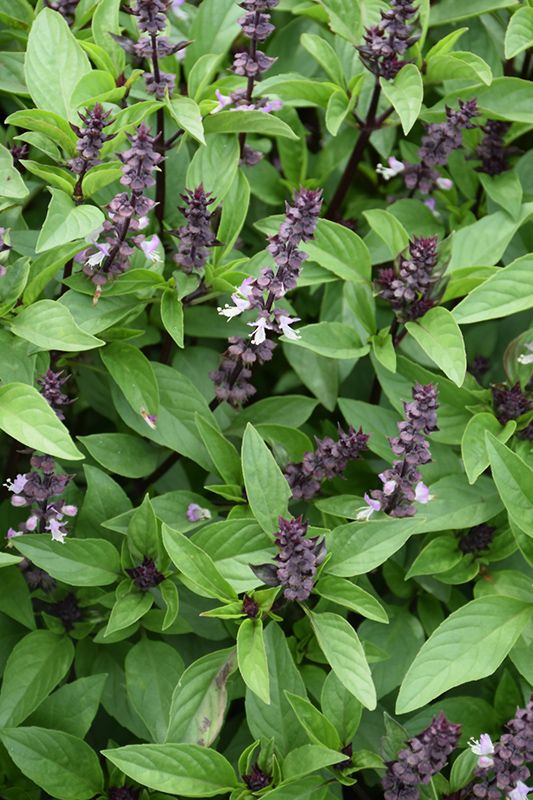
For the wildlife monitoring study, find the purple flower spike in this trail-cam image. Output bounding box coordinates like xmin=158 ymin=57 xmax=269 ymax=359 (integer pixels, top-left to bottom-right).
xmin=358 ymin=0 xmax=419 ymax=80
xmin=126 ymin=556 xmax=165 ymax=591
xmin=69 ymin=103 xmax=113 ymax=177
xmin=172 ymin=185 xmax=219 ymax=273
xmin=38 ymin=369 xmax=72 ymax=421
xmin=376 ymin=236 xmax=440 ymax=323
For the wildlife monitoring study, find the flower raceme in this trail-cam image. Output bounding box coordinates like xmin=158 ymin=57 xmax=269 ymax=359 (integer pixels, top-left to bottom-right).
xmin=358 ymin=0 xmax=419 ymax=80
xmin=171 ymin=185 xmax=219 ymax=273
xmin=377 ymin=236 xmax=440 ymax=323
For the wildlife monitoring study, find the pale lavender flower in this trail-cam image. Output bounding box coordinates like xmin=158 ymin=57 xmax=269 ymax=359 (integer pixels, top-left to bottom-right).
xmin=470 ymin=735 xmax=495 ymax=769
xmin=140 ymin=408 xmax=158 ymax=429
xmin=377 ymin=156 xmax=405 ymax=181
xmin=186 ymin=503 xmax=212 ymax=522
xmin=509 ymin=782 xmax=532 ymax=800
xmin=139 ymin=234 xmax=162 ymax=262
xmin=518 ymin=345 xmax=533 ymax=366
xmin=212 ymin=89 xmax=232 ymax=114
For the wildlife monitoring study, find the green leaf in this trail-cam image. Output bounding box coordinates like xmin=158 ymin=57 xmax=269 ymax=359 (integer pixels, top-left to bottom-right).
xmin=310 ymin=612 xmax=376 ymax=709
xmin=184 ymin=0 xmax=241 ymax=72
xmin=0 ymin=382 xmax=83 ymax=460
xmin=26 ymin=675 xmax=106 ymax=739
xmin=91 ymin=0 xmax=125 ymax=76
xmin=486 ymin=433 xmax=533 ymax=536
xmin=161 ymin=288 xmax=184 ymax=349
xmin=195 ymin=414 xmax=242 ymax=485
xmin=0 ymin=552 xmax=23 ymax=567
xmin=405 ymin=534 xmax=463 ymax=579
xmin=101 ymin=342 xmax=159 ymax=420
xmin=479 ymin=170 xmax=523 ymax=220
xmin=216 ymin=169 xmax=250 ymax=259
xmin=241 ymin=423 xmax=291 ymax=535
xmin=166 ymin=648 xmax=237 ymax=746
xmin=256 ymin=74 xmax=337 ymax=108
xmin=245 ymin=623 xmax=308 ymax=756
xmin=36 ymin=189 xmax=104 ymax=252
xmin=13 ymin=535 xmax=120 ymax=586
xmin=380 ymin=64 xmax=423 ymax=134
xmin=317 ymin=0 xmax=361 ymax=43
xmin=426 ymin=52 xmax=492 ymax=86
xmin=162 ymin=523 xmax=238 ymax=602
xmin=24 ymin=8 xmax=91 ymax=120
xmin=0 ymin=257 xmax=30 ymax=317
xmin=363 ymin=209 xmax=409 ymax=259
xmin=281 ymin=322 xmax=368 ymax=359
xmin=397 ymin=596 xmax=533 ymax=713
xmin=5 ymin=109 xmax=77 ymax=155
xmin=0 ymin=144 xmax=28 ymax=200
xmin=283 ymin=744 xmax=346 ymax=780
xmin=167 ymin=96 xmax=205 ymax=145
xmin=325 ymin=89 xmax=350 ymax=136
xmin=505 ymin=7 xmax=533 ymax=58
xmin=186 ymin=133 xmax=239 ymax=205
xmin=304 ymin=218 xmax=370 ymax=281
xmin=320 ymin=671 xmax=362 ymax=744
xmin=102 ymin=743 xmax=238 ymax=796
xmin=300 ymin=33 xmax=345 ymax=87
xmin=285 ymin=692 xmax=341 ymax=750
xmin=12 ymin=299 xmax=104 ymax=351
xmin=105 ymin=588 xmax=153 ymax=637
xmin=237 ymin=618 xmax=270 ymax=704
xmin=326 ymin=517 xmax=420 ymax=577
xmin=429 ymin=0 xmax=515 ymax=26
xmin=0 ymin=567 xmax=35 ymax=630
xmin=0 ymin=630 xmax=74 ymax=727
xmin=0 ymin=0 xmax=33 ymax=29
xmin=78 ymin=433 xmax=161 ymax=479
xmin=125 ymin=639 xmax=184 ymax=743
xmin=405 ymin=306 xmax=467 ymax=386
xmin=453 ymin=254 xmax=533 ymax=324
xmin=21 ymin=159 xmax=75 ymax=194
xmin=1 ymin=727 xmax=103 ymax=800
xmin=204 ymin=110 xmax=298 ymax=140
xmin=315 ymin=575 xmax=389 ymax=623
xmin=461 ymin=414 xmax=516 ymax=484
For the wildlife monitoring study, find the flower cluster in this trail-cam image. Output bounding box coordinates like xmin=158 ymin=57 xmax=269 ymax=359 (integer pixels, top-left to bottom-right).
xmin=252 ymin=516 xmax=326 ymax=601
xmin=108 ymin=787 xmax=140 ymax=800
xmin=126 ymin=556 xmax=165 ymax=591
xmin=376 ymin=236 xmax=440 ymax=322
xmin=4 ymin=456 xmax=77 ymax=543
xmin=38 ymin=369 xmax=72 ymax=421
xmin=378 ymin=100 xmax=479 ymax=196
xmin=469 ymin=697 xmax=533 ymax=799
xmin=44 ymin=0 xmax=79 ymax=24
xmin=476 ymin=120 xmax=511 ymax=176
xmin=492 ymin=383 xmax=533 ymax=440
xmin=383 ymin=713 xmax=462 ymax=800
xmin=21 ymin=562 xmax=57 ymax=593
xmin=243 ymin=766 xmax=272 ymax=792
xmin=171 ymin=186 xmax=219 ymax=273
xmin=78 ymin=123 xmax=162 ymax=294
xmin=358 ymin=384 xmax=438 ymax=519
xmin=69 ymin=104 xmax=113 ymax=182
xmin=357 ymin=0 xmax=419 ymax=80
xmin=48 ymin=593 xmax=83 ymax=631
xmin=468 ymin=354 xmax=491 ymax=383
xmin=211 ymin=188 xmax=322 ymax=407
xmin=459 ymin=524 xmax=496 ymax=555
xmin=233 ymin=0 xmax=278 ymax=80
xmin=284 ymin=425 xmax=369 ymax=500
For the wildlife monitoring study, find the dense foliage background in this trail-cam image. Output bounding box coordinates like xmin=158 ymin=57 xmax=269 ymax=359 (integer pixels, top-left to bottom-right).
xmin=1 ymin=0 xmax=533 ymax=798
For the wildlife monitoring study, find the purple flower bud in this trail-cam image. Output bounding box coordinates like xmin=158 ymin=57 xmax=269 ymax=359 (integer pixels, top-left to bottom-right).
xmin=459 ymin=524 xmax=496 ymax=554
xmin=376 ymin=236 xmax=439 ymax=322
xmin=108 ymin=787 xmax=140 ymax=800
xmin=126 ymin=556 xmax=165 ymax=591
xmin=232 ymin=50 xmax=276 ymax=77
xmin=144 ymin=71 xmax=176 ymax=99
xmin=243 ymin=765 xmax=272 ymax=792
xmin=476 ymin=120 xmax=511 ymax=176
xmin=242 ymin=594 xmax=259 ymax=618
xmin=48 ymin=593 xmax=83 ymax=631
xmin=132 ymin=0 xmax=170 ymax=34
xmin=358 ymin=0 xmax=419 ymax=79
xmin=172 ymin=185 xmax=219 ymax=273
xmin=119 ymin=123 xmax=163 ymax=193
xmin=275 ymin=516 xmax=325 ymax=601
xmin=38 ymin=369 xmax=72 ymax=421
xmin=44 ymin=0 xmax=79 ymax=24
xmin=68 ymin=103 xmax=113 ymax=176
xmin=492 ymin=383 xmax=532 ymax=425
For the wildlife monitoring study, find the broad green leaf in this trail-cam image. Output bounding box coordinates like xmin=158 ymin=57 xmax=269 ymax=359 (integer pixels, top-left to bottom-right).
xmin=104 ymin=588 xmax=153 ymax=637
xmin=285 ymin=692 xmax=341 ymax=750
xmin=162 ymin=523 xmax=238 ymax=602
xmin=161 ymin=288 xmax=184 ymax=349
xmin=261 ymin=776 xmax=331 ymax=800
xmin=326 ymin=517 xmax=420 ymax=577
xmin=26 ymin=675 xmax=106 ymax=739
xmin=315 ymin=575 xmax=389 ymax=623
xmin=479 ymin=170 xmax=523 ymax=220
xmin=0 ymin=567 xmax=35 ymax=630
xmin=283 ymin=343 xmax=339 ymax=412
xmin=281 ymin=322 xmax=368 ymax=359
xmin=0 ymin=257 xmax=30 ymax=316
xmin=310 ymin=612 xmax=376 ymax=709
xmin=101 ymin=342 xmax=159 ymax=420
xmin=1 ymin=727 xmax=103 ymax=800
xmin=429 ymin=0 xmax=515 ymax=26
xmin=486 ymin=433 xmax=533 ymax=536
xmin=363 ymin=209 xmax=409 ymax=258
xmin=12 ymin=299 xmax=104 ymax=351
xmin=241 ymin=424 xmax=291 ymax=535
xmin=91 ymin=0 xmax=125 ymax=76
xmin=216 ymin=169 xmax=250 ymax=259
xmin=245 ymin=623 xmax=307 ymax=756
xmin=186 ymin=133 xmax=239 ymax=204
xmin=461 ymin=414 xmax=516 ymax=484
xmin=0 ymin=382 xmax=83 ymax=460
xmin=195 ymin=414 xmax=242 ymax=486
xmin=13 ymin=536 xmax=121 ymax=587
xmin=0 ymin=630 xmax=74 ymax=727
xmin=405 ymin=534 xmax=463 ymax=579
xmin=166 ymin=648 xmax=237 ymax=745
xmin=304 ymin=218 xmax=371 ymax=281
xmin=396 ymin=596 xmax=532 ymax=713
xmin=0 ymin=552 xmax=23 ymax=567
xmin=5 ymin=109 xmax=77 ymax=155
xmin=24 ymin=8 xmax=91 ymax=120
xmin=283 ymin=744 xmax=346 ymax=780
xmin=453 ymin=254 xmax=533 ymax=324
xmin=380 ymin=64 xmax=423 ymax=134
xmin=0 ymin=0 xmax=33 ymax=29
xmin=102 ymin=743 xmax=238 ymax=796
xmin=320 ymin=671 xmax=362 ymax=744
xmin=300 ymin=33 xmax=345 ymax=87
xmin=184 ymin=0 xmax=241 ymax=71
xmin=505 ymin=7 xmax=533 ymax=58
xmin=405 ymin=306 xmax=467 ymax=386
xmin=167 ymin=96 xmax=205 ymax=145
xmin=256 ymin=74 xmax=337 ymax=108
xmin=237 ymin=618 xmax=270 ymax=704
xmin=21 ymin=159 xmax=75 ymax=194
xmin=78 ymin=433 xmax=161 ymax=479
xmin=426 ymin=52 xmax=492 ymax=86
xmin=317 ymin=0 xmax=361 ymax=43
xmin=76 ymin=464 xmax=131 ymax=538
xmin=204 ymin=110 xmax=298 ymax=140
xmin=125 ymin=640 xmax=184 ymax=743
xmin=0 ymin=144 xmax=28 ymax=200
xmin=36 ymin=189 xmax=104 ymax=252
xmin=325 ymin=89 xmax=350 ymax=136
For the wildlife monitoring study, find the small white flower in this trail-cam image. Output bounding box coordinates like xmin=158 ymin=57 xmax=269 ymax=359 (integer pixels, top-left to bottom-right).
xmin=469 ymin=734 xmax=495 ymax=769
xmin=47 ymin=518 xmax=67 ymax=544
xmin=436 ymin=176 xmax=453 ymax=191
xmin=508 ymin=781 xmax=532 ymax=800
xmin=248 ymin=316 xmax=270 ymax=345
xmin=277 ymin=314 xmax=301 ymax=340
xmin=376 ymin=156 xmax=405 ymax=181
xmin=138 ymin=216 xmax=150 ymax=230
xmin=86 ymin=243 xmax=111 ymax=268
xmin=212 ymin=89 xmax=232 ymax=114
xmin=383 ymin=480 xmax=397 ymax=496
xmin=62 ymin=505 xmax=78 ymax=517
xmin=4 ymin=474 xmax=28 ymax=494
xmin=518 ymin=344 xmax=533 ymax=365
xmin=217 ymin=278 xmax=254 ymax=319
xmin=356 ymin=494 xmax=381 ymax=521
xmin=415 ymin=481 xmax=433 ymax=504
xmin=140 ymin=234 xmax=162 ymax=262
xmin=186 ymin=503 xmax=212 ymax=522
xmin=25 ymin=515 xmax=39 ymax=532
